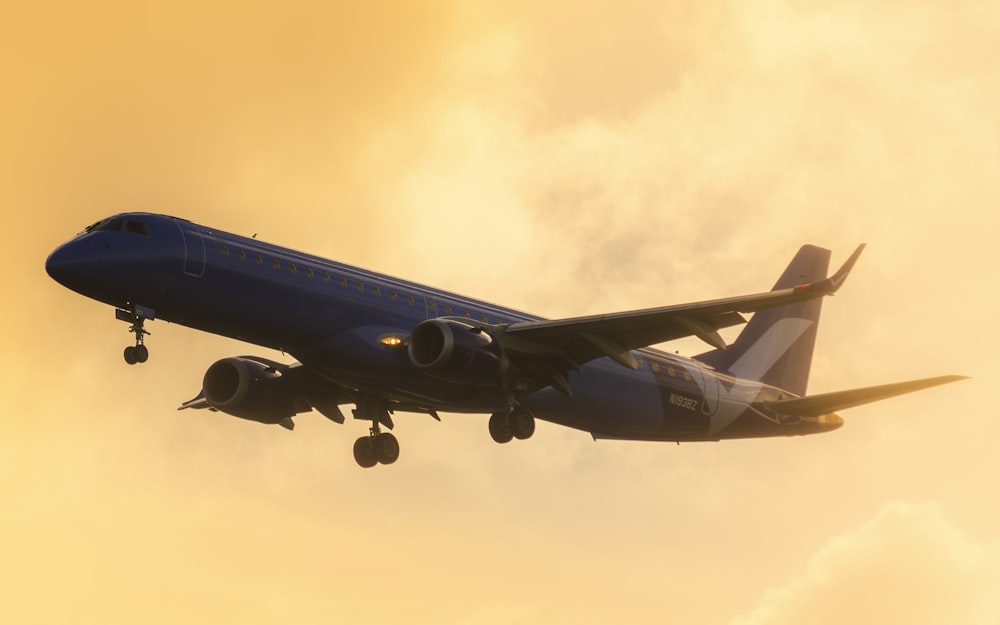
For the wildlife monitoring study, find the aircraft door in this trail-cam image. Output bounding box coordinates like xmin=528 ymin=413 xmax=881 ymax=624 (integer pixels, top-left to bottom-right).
xmin=175 ymin=221 xmax=206 ymax=277
xmin=694 ymin=366 xmax=720 ymax=416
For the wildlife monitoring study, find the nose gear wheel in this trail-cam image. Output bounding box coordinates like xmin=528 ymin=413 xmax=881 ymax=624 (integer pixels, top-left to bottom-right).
xmin=117 ymin=306 xmax=153 ymax=365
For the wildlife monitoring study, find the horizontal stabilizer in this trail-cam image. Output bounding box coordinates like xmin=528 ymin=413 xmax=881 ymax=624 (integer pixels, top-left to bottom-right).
xmin=764 ymin=375 xmax=968 ymax=417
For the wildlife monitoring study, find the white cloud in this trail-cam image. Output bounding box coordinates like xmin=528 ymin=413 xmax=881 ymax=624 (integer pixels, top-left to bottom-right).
xmin=731 ymin=501 xmax=1000 ymax=625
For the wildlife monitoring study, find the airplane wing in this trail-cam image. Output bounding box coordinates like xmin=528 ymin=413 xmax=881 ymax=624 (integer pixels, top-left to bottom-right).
xmin=501 ymin=244 xmax=865 ymax=372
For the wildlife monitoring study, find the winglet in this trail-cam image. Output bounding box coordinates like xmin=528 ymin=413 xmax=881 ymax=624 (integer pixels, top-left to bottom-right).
xmin=807 ymin=244 xmax=865 ymax=294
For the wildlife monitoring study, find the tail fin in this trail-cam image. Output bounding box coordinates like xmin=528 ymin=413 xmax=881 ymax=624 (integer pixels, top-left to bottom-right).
xmin=694 ymin=245 xmax=835 ymax=395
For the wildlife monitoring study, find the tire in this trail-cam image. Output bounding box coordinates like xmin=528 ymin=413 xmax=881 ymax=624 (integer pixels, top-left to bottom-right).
xmin=509 ymin=408 xmax=535 ymax=440
xmin=373 ymin=432 xmax=400 ymax=465
xmin=353 ymin=437 xmax=378 ymax=468
xmin=123 ymin=346 xmax=137 ymax=365
xmin=488 ymin=412 xmax=513 ymax=444
xmin=135 ymin=345 xmax=149 ymax=363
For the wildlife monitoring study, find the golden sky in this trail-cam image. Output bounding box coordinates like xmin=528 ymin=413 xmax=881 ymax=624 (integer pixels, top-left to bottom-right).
xmin=3 ymin=1 xmax=999 ymax=623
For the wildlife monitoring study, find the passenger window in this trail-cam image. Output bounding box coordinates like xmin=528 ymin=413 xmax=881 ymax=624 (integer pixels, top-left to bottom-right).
xmin=651 ymin=362 xmax=660 ymax=373
xmin=443 ymin=305 xmax=453 ymax=315
xmin=463 ymin=310 xmax=471 ymax=319
xmin=125 ymin=221 xmax=149 ymax=236
xmin=356 ymin=282 xmax=364 ymax=293
xmin=407 ymin=295 xmax=415 ymax=306
xmin=272 ymin=259 xmax=280 ymax=270
xmin=340 ymin=277 xmax=348 ymax=288
xmin=305 ymin=268 xmax=314 ymax=279
xmin=480 ymin=314 xmax=489 ymax=323
xmin=289 ymin=263 xmax=297 ymax=274
xmin=238 ymin=250 xmax=247 ymax=261
xmin=255 ymin=254 xmax=263 ymax=265
xmin=220 ymin=245 xmax=229 ymax=256
xmin=323 ymin=273 xmax=331 ymax=283
xmin=427 ymin=300 xmax=436 ymax=312
xmin=389 ymin=291 xmax=398 ymax=302
xmin=373 ymin=286 xmax=381 ymax=297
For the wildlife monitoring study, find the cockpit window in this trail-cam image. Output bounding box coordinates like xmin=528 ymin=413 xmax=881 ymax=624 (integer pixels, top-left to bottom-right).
xmin=82 ymin=217 xmax=149 ymax=236
xmin=125 ymin=220 xmax=149 ymax=236
xmin=89 ymin=218 xmax=124 ymax=232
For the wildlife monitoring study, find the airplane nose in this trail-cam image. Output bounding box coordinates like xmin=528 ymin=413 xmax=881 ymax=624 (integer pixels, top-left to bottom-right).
xmin=45 ymin=245 xmax=70 ymax=283
xmin=45 ymin=241 xmax=89 ymax=288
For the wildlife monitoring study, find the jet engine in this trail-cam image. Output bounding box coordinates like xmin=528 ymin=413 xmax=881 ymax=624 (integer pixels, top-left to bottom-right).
xmin=202 ymin=357 xmax=308 ymax=424
xmin=407 ymin=319 xmax=508 ymax=384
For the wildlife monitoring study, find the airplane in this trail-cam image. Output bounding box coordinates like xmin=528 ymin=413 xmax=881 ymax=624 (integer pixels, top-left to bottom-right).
xmin=45 ymin=213 xmax=965 ymax=467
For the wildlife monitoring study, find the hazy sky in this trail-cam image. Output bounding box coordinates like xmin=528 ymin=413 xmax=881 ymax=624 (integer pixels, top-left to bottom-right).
xmin=3 ymin=1 xmax=999 ymax=623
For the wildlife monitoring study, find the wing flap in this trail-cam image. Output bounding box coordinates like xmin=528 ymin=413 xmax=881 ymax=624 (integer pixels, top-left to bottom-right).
xmin=764 ymin=375 xmax=968 ymax=417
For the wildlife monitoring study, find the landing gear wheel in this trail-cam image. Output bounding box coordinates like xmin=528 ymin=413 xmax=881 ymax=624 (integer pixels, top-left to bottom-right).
xmin=373 ymin=432 xmax=400 ymax=465
xmin=117 ymin=307 xmax=152 ymax=365
xmin=509 ymin=408 xmax=536 ymax=440
xmin=489 ymin=412 xmax=513 ymax=444
xmin=353 ymin=437 xmax=378 ymax=468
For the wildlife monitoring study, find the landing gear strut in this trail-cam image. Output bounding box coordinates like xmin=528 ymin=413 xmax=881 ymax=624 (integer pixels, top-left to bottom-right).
xmin=489 ymin=407 xmax=535 ymax=444
xmin=117 ymin=306 xmax=153 ymax=365
xmin=352 ymin=395 xmax=400 ymax=468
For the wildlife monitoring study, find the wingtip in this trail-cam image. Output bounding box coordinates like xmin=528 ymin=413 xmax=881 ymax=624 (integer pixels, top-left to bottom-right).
xmin=939 ymin=374 xmax=971 ymax=383
xmin=807 ymin=243 xmax=865 ymax=294
xmin=829 ymin=243 xmax=865 ymax=290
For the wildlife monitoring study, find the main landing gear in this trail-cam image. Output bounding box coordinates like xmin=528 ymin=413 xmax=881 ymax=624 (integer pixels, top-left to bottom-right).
xmin=116 ymin=306 xmax=154 ymax=365
xmin=488 ymin=407 xmax=535 ymax=444
xmin=352 ymin=430 xmax=400 ymax=468
xmin=352 ymin=395 xmax=400 ymax=468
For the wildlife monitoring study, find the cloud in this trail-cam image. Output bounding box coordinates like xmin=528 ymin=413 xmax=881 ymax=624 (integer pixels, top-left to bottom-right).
xmin=361 ymin=0 xmax=1000 ymax=329
xmin=6 ymin=2 xmax=1000 ymax=624
xmin=732 ymin=502 xmax=1000 ymax=625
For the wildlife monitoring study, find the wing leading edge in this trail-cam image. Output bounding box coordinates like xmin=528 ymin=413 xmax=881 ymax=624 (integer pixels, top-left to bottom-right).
xmin=501 ymin=244 xmax=866 ymax=372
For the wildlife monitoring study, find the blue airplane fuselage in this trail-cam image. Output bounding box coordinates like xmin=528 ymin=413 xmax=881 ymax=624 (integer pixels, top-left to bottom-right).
xmin=45 ymin=213 xmax=842 ymax=445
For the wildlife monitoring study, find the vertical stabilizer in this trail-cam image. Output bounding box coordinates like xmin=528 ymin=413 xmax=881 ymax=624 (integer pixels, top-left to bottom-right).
xmin=694 ymin=246 xmax=831 ymax=396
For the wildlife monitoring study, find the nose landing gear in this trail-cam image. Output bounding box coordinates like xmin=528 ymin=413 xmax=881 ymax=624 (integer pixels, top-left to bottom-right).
xmin=123 ymin=342 xmax=148 ymax=365
xmin=116 ymin=305 xmax=154 ymax=365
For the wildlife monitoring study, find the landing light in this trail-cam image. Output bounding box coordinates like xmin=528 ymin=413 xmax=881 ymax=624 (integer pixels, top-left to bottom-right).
xmin=379 ymin=335 xmax=405 ymax=347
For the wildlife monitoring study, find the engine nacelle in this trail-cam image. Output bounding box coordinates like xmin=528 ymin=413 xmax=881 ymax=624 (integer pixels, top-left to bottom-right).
xmin=407 ymin=319 xmax=508 ymax=384
xmin=202 ymin=357 xmax=306 ymax=424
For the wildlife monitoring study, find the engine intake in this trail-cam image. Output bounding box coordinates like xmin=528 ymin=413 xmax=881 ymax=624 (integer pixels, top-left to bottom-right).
xmin=408 ymin=319 xmax=508 ymax=384
xmin=203 ymin=357 xmax=305 ymax=424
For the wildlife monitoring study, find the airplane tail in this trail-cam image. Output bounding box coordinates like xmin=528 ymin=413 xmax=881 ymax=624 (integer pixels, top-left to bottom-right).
xmin=694 ymin=245 xmax=833 ymax=396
